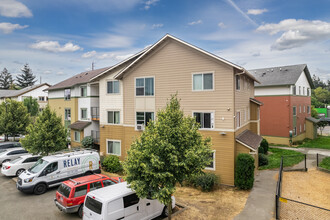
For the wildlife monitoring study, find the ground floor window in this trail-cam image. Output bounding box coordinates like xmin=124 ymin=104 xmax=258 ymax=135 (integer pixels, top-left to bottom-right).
xmin=107 ymin=140 xmax=121 ymax=156
xmin=205 ymin=150 xmax=215 ymax=170
xmin=74 ymin=131 xmax=80 ymax=142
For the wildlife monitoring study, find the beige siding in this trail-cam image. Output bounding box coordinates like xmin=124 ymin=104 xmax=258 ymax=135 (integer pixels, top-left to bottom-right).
xmin=70 ymin=130 xmax=83 ymax=148
xmin=122 ymin=39 xmax=235 ymax=130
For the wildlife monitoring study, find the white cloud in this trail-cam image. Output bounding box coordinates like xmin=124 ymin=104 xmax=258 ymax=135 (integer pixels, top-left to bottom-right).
xmin=188 ymin=20 xmax=202 ymax=26
xmin=82 ymin=50 xmax=97 ymax=58
xmin=56 ymin=71 xmax=65 ymax=75
xmin=257 ymin=19 xmax=330 ymax=50
xmin=151 ymin=23 xmax=163 ymax=29
xmin=144 ymin=0 xmax=159 ymax=10
xmin=97 ymin=53 xmax=132 ymax=61
xmin=225 ymin=0 xmax=257 ymax=26
xmin=91 ymin=34 xmax=133 ymax=48
xmin=0 ymin=0 xmax=32 ymax=18
xmin=43 ymin=70 xmax=51 ymax=75
xmin=247 ymin=9 xmax=268 ymax=15
xmin=0 ymin=22 xmax=28 ymax=34
xmin=30 ymin=41 xmax=82 ymax=52
xmin=218 ymin=22 xmax=226 ymax=28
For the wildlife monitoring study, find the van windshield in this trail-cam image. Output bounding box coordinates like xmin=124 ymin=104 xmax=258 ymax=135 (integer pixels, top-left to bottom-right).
xmin=85 ymin=196 xmax=102 ymax=215
xmin=28 ymin=159 xmax=49 ymax=173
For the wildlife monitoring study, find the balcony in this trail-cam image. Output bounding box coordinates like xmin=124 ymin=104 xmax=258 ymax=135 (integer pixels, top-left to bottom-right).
xmin=91 ymin=130 xmax=100 ymax=144
xmin=91 ymin=107 xmax=99 ymax=121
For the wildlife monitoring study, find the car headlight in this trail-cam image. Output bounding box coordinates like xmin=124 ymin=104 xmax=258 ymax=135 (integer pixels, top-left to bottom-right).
xmin=24 ymin=177 xmax=34 ymax=183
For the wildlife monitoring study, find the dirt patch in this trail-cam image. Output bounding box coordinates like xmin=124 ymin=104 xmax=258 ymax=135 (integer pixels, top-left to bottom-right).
xmin=280 ymin=169 xmax=330 ymax=219
xmin=172 ymin=186 xmax=249 ymax=220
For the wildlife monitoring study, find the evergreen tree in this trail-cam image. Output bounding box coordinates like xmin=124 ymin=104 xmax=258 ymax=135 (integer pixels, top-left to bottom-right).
xmin=0 ymin=68 xmax=13 ymax=89
xmin=16 ymin=63 xmax=37 ymax=88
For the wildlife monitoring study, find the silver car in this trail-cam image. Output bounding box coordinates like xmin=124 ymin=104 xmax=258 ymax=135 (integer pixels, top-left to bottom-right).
xmin=0 ymin=148 xmax=29 ymax=165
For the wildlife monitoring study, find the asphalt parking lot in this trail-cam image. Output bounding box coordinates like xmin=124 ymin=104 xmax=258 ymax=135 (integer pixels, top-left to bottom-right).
xmin=0 ymin=173 xmax=79 ymax=220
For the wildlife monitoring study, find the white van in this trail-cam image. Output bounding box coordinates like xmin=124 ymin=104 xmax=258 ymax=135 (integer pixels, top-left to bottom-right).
xmin=17 ymin=149 xmax=100 ymax=195
xmin=83 ymin=182 xmax=176 ymax=220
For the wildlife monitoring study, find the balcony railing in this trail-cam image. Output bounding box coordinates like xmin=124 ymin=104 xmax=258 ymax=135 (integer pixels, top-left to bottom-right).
xmin=91 ymin=130 xmax=100 ymax=144
xmin=91 ymin=107 xmax=99 ymax=120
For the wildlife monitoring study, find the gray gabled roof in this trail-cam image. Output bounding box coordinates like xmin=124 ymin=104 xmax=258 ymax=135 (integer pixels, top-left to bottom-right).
xmin=236 ymin=129 xmax=263 ymax=151
xmin=0 ymin=83 xmax=50 ymax=98
xmin=249 ymin=64 xmax=315 ymax=89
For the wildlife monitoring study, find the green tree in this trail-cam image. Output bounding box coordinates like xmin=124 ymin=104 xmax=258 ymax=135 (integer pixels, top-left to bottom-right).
xmin=23 ymin=97 xmax=39 ymax=116
xmin=0 ymin=99 xmax=30 ymax=141
xmin=311 ymin=106 xmax=318 ymax=118
xmin=314 ymin=87 xmax=330 ymax=106
xmin=16 ymin=63 xmax=37 ymax=88
xmin=317 ymin=121 xmax=328 ymax=136
xmin=0 ymin=68 xmax=13 ymax=89
xmin=124 ymin=95 xmax=213 ymax=219
xmin=81 ymin=136 xmax=94 ymax=148
xmin=21 ymin=106 xmax=67 ymax=155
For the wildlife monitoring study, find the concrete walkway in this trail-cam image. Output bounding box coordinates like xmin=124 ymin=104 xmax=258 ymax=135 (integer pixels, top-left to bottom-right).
xmin=234 ymin=169 xmax=278 ymax=220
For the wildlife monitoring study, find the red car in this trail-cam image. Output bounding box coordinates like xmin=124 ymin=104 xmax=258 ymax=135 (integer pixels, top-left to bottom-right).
xmin=54 ymin=174 xmax=123 ymax=217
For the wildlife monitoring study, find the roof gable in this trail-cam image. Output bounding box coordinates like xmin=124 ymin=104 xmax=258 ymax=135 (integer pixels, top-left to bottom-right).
xmin=0 ymin=83 xmax=50 ymax=98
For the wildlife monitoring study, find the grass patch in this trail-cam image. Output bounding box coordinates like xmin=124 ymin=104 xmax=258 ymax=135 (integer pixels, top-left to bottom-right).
xmin=298 ymin=136 xmax=330 ymax=150
xmin=320 ymin=157 xmax=330 ymax=170
xmin=259 ymin=148 xmax=304 ymax=170
xmin=269 ymin=143 xmax=290 ymax=147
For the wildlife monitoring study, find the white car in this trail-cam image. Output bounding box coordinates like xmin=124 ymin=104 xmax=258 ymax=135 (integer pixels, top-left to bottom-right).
xmin=1 ymin=154 xmax=41 ymax=177
xmin=0 ymin=148 xmax=29 ymax=165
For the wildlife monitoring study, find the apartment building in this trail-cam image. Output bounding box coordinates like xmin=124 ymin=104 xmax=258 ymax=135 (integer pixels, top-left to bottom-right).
xmin=91 ymin=34 xmax=262 ymax=186
xmin=250 ymin=64 xmax=316 ymax=145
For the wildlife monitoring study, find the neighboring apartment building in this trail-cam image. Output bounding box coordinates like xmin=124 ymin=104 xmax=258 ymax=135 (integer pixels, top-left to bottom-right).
xmin=0 ymin=83 xmax=50 ymax=111
xmin=250 ymin=64 xmax=316 ymax=145
xmin=47 ymin=69 xmax=106 ymax=147
xmin=91 ymin=34 xmax=263 ymax=186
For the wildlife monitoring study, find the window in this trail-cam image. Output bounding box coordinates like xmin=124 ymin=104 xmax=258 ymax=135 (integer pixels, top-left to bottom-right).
xmin=307 ymin=106 xmax=310 ymax=114
xmin=124 ymin=194 xmax=140 ymax=208
xmin=81 ymin=86 xmax=87 ymax=97
xmin=85 ymin=196 xmax=102 ymax=215
xmin=64 ymin=89 xmax=71 ymax=100
xmin=205 ymin=151 xmax=215 ymax=170
xmin=7 ymin=150 xmax=28 ymax=155
xmin=74 ymin=131 xmax=80 ymax=142
xmin=38 ymin=96 xmax=45 ymax=101
xmin=304 ymin=123 xmax=306 ymax=131
xmin=136 ymin=112 xmax=154 ymax=125
xmin=107 ymin=81 xmax=120 ymax=94
xmin=23 ymin=157 xmax=40 ymax=163
xmin=44 ymin=162 xmax=58 ymax=174
xmin=89 ymin=181 xmax=102 ymax=192
xmin=299 ymin=86 xmax=301 ymax=95
xmin=74 ymin=185 xmax=88 ymax=197
xmin=193 ymin=73 xmax=213 ymax=91
xmin=103 ymin=179 xmax=116 ymax=187
xmin=193 ymin=112 xmax=214 ymax=129
xmin=307 ymin=88 xmax=310 ymax=96
xmin=58 ymin=184 xmax=72 ymax=198
xmin=46 ymin=97 xmax=48 ymax=101
xmin=292 ymin=86 xmax=296 ymax=95
xmin=236 ymin=111 xmax=241 ymax=128
xmin=236 ymin=75 xmax=240 ymax=90
xmin=107 ymin=140 xmax=121 ymax=156
xmin=65 ymin=108 xmax=71 ymax=120
xmin=107 ymin=111 xmax=120 ymax=124
xmin=293 ymin=127 xmax=297 ymax=136
xmin=293 ymin=107 xmax=296 ymax=116
xmin=136 ymin=77 xmax=154 ymax=96
xmin=81 ymin=108 xmax=87 ymax=120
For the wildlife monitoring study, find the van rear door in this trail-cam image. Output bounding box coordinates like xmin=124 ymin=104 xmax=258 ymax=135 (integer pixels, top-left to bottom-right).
xmin=83 ymin=196 xmax=103 ymax=220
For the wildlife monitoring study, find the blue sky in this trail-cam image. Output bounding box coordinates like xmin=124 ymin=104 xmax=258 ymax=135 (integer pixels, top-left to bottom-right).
xmin=1 ymin=0 xmax=330 ymax=85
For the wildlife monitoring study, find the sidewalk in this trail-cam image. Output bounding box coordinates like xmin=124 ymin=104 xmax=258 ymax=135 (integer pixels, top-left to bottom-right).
xmin=234 ymin=169 xmax=277 ymax=220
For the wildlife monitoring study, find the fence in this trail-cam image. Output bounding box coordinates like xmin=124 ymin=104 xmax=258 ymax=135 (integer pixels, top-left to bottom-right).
xmin=275 ymin=155 xmax=330 ymax=219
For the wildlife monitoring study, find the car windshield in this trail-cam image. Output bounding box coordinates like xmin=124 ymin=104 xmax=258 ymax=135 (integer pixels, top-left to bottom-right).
xmin=28 ymin=159 xmax=49 ymax=173
xmin=10 ymin=157 xmax=23 ymax=164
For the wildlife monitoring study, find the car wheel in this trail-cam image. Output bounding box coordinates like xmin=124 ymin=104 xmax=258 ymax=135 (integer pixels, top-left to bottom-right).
xmin=16 ymin=169 xmax=25 ymax=176
xmin=34 ymin=183 xmax=47 ymax=195
xmin=78 ymin=205 xmax=83 ymax=218
xmin=162 ymin=206 xmax=169 ymax=217
xmin=2 ymin=159 xmax=10 ymax=163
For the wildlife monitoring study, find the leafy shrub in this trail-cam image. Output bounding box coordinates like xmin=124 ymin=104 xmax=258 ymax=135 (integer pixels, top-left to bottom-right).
xmin=81 ymin=136 xmax=94 ymax=148
xmin=260 ymin=139 xmax=269 ymax=154
xmin=187 ymin=172 xmax=219 ymax=192
xmin=103 ymin=155 xmax=122 ymax=173
xmin=258 ymin=145 xmax=264 ymax=154
xmin=235 ymin=153 xmax=255 ymax=190
xmin=258 ymin=153 xmax=268 ymax=166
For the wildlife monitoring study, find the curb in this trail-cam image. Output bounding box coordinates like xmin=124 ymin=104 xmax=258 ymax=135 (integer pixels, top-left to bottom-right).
xmin=161 ymin=203 xmax=186 ymax=219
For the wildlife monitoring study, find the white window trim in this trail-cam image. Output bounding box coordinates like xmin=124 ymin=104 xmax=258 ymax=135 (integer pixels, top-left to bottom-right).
xmin=205 ymin=150 xmax=216 ymax=171
xmin=192 ymin=111 xmax=215 ymax=130
xmin=235 ymin=75 xmax=241 ymax=91
xmin=191 ymin=71 xmax=215 ymax=92
xmin=106 ymin=80 xmax=120 ymax=95
xmin=134 ymin=76 xmax=155 ymax=97
xmin=81 ymin=108 xmax=88 ymax=120
xmin=236 ymin=111 xmax=241 ymax=128
xmin=106 ymin=139 xmax=121 ymax=156
xmin=107 ymin=110 xmax=121 ymax=125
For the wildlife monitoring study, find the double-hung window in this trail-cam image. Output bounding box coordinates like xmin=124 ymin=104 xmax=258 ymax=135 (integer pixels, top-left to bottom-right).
xmin=81 ymin=86 xmax=87 ymax=97
xmin=205 ymin=151 xmax=215 ymax=170
xmin=108 ymin=111 xmax=120 ymax=124
xmin=307 ymin=106 xmax=310 ymax=114
xmin=193 ymin=73 xmax=213 ymax=91
xmin=292 ymin=86 xmax=296 ymax=95
xmin=293 ymin=107 xmax=296 ymax=116
xmin=193 ymin=112 xmax=214 ymax=129
xmin=64 ymin=89 xmax=71 ymax=100
xmin=136 ymin=77 xmax=154 ymax=96
xmin=65 ymin=108 xmax=71 ymax=120
xmin=236 ymin=75 xmax=240 ymax=90
xmin=107 ymin=140 xmax=121 ymax=156
xmin=74 ymin=131 xmax=80 ymax=142
xmin=107 ymin=81 xmax=120 ymax=94
xmin=81 ymin=108 xmax=87 ymax=120
xmin=136 ymin=112 xmax=154 ymax=125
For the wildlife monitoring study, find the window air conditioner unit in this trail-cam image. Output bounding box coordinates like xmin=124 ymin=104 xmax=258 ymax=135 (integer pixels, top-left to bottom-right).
xmin=136 ymin=124 xmax=145 ymax=131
